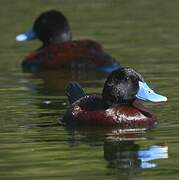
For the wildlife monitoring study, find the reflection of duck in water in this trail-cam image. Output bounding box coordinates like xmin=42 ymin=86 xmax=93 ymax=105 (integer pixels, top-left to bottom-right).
xmin=64 ymin=67 xmax=167 ymax=130
xmin=64 ymin=125 xmax=168 ymax=179
xmin=104 ymin=140 xmax=168 ymax=176
xmin=16 ymin=10 xmax=120 ymax=73
xmin=24 ymin=69 xmax=107 ymax=96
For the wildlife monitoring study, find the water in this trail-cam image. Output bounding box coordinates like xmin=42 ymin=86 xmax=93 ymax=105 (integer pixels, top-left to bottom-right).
xmin=0 ymin=0 xmax=179 ymax=179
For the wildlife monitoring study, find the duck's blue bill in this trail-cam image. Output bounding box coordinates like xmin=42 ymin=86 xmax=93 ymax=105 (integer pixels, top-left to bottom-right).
xmin=98 ymin=63 xmax=121 ymax=73
xmin=136 ymin=81 xmax=167 ymax=102
xmin=16 ymin=29 xmax=36 ymax=41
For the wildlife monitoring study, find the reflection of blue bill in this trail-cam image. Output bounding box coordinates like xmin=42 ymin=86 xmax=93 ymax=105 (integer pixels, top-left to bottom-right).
xmin=138 ymin=145 xmax=168 ymax=169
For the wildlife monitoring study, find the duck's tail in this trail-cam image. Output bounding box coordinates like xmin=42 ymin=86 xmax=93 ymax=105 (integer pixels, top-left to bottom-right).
xmin=65 ymin=82 xmax=86 ymax=104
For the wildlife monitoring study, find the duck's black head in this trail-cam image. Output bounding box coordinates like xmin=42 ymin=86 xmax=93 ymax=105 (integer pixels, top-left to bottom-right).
xmin=16 ymin=10 xmax=72 ymax=45
xmin=102 ymin=67 xmax=144 ymax=106
xmin=33 ymin=10 xmax=72 ymax=45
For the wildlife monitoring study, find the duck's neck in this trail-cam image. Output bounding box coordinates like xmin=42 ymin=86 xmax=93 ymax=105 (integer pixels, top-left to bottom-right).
xmin=51 ymin=31 xmax=72 ymax=44
xmin=41 ymin=31 xmax=72 ymax=47
xmin=103 ymin=98 xmax=135 ymax=108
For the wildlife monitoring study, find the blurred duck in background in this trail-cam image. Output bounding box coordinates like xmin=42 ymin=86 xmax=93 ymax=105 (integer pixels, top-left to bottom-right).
xmin=16 ymin=10 xmax=120 ymax=73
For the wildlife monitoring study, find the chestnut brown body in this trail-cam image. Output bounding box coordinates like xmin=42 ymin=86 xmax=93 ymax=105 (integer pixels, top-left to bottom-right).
xmin=64 ymin=95 xmax=158 ymax=130
xmin=22 ymin=40 xmax=117 ymax=71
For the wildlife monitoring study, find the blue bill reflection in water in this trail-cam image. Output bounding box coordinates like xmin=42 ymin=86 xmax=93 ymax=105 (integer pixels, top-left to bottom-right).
xmin=138 ymin=145 xmax=168 ymax=169
xmin=104 ymin=138 xmax=168 ymax=179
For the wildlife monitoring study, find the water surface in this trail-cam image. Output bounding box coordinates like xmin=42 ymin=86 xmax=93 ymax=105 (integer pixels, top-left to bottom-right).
xmin=0 ymin=0 xmax=179 ymax=179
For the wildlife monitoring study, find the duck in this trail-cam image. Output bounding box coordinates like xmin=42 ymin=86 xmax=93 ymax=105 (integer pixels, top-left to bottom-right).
xmin=63 ymin=67 xmax=167 ymax=130
xmin=16 ymin=10 xmax=120 ymax=73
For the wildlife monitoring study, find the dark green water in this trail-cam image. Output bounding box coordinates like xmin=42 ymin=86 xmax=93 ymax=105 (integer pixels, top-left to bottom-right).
xmin=0 ymin=0 xmax=179 ymax=179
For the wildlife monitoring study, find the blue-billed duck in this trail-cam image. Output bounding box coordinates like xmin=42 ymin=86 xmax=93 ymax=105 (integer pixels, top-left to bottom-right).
xmin=16 ymin=10 xmax=120 ymax=73
xmin=63 ymin=67 xmax=167 ymax=130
